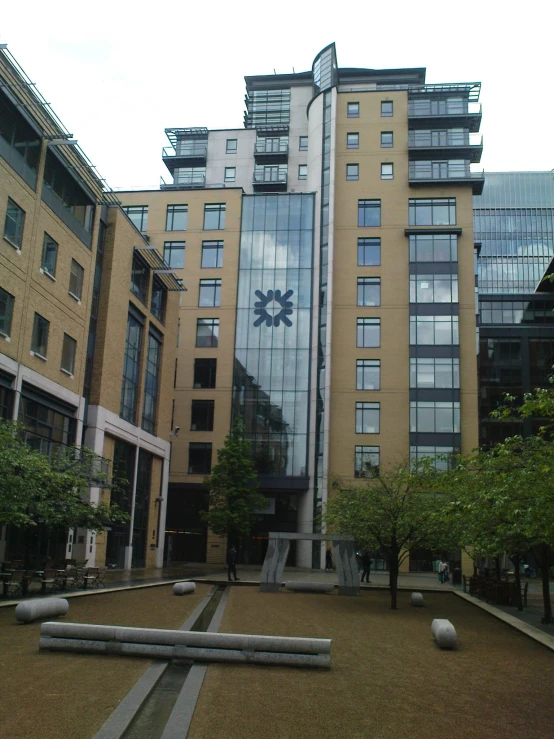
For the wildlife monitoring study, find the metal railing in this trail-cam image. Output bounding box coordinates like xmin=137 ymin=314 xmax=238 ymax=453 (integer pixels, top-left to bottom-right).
xmin=408 ymin=103 xmax=482 ymax=117
xmin=162 ymin=145 xmax=207 ymax=159
xmin=254 ymin=141 xmax=289 ymax=155
xmin=252 ymin=171 xmax=288 ymax=185
xmin=408 ymin=163 xmax=485 ymax=181
xmin=408 ymin=133 xmax=483 ymax=148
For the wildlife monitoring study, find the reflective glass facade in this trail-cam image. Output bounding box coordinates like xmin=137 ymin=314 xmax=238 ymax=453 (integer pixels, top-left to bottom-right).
xmin=232 ymin=194 xmax=314 ymax=478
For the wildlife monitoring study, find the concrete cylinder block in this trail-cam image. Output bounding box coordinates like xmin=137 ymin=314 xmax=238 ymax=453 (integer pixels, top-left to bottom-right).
xmin=284 ymin=582 xmax=335 ymax=593
xmin=173 ymin=582 xmax=196 ymax=596
xmin=411 ymin=592 xmax=424 ymax=607
xmin=15 ymin=598 xmax=69 ymax=624
xmin=431 ymin=618 xmax=457 ymax=649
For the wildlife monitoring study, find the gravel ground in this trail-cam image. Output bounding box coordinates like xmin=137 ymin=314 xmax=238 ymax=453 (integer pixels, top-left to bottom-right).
xmin=188 ymin=587 xmax=554 ymax=739
xmin=0 ymin=583 xmax=211 ymax=739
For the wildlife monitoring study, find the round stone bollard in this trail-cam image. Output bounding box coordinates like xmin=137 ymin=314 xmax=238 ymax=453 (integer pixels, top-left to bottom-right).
xmin=173 ymin=582 xmax=196 ymax=596
xmin=411 ymin=592 xmax=424 ymax=607
xmin=431 ymin=618 xmax=457 ymax=649
xmin=15 ymin=597 xmax=69 ymax=624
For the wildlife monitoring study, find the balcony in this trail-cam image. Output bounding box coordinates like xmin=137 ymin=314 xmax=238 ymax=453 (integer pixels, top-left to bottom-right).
xmin=408 ymin=163 xmax=485 ymax=195
xmin=252 ymin=169 xmax=288 ymax=191
xmin=254 ymin=141 xmax=289 ymax=165
xmin=161 ymin=172 xmax=206 ymax=190
xmin=408 ymin=103 xmax=482 ymax=132
xmin=408 ymin=134 xmax=483 ymax=163
xmin=162 ymin=145 xmax=207 ymax=173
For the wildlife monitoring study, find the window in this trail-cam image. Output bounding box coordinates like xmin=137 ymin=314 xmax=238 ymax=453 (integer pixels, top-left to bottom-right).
xmin=381 ymin=163 xmax=394 ymax=180
xmin=201 ymin=241 xmax=224 ymax=268
xmin=196 ymin=318 xmax=219 ymax=347
xmin=409 ymin=198 xmax=456 ymax=226
xmin=298 ymin=164 xmax=308 ymax=180
xmin=224 ymin=167 xmax=236 ymax=182
xmin=41 ymin=233 xmax=58 ymax=277
xmin=122 ymin=205 xmax=148 ymax=232
xmin=358 ymin=200 xmax=381 ymax=227
xmin=410 ymin=274 xmax=458 ymax=303
xmin=357 ymin=317 xmax=380 ymax=348
xmin=226 ymin=139 xmax=237 ymax=154
xmin=381 ymin=132 xmax=393 ymax=148
xmin=410 ymin=401 xmax=460 ymax=433
xmin=189 ymin=442 xmax=212 ymax=474
xmin=347 ymin=164 xmax=359 ymax=181
xmin=357 ymin=359 xmax=380 ymax=390
xmin=142 ymin=331 xmax=162 ymax=434
xmin=3 ymin=198 xmax=25 ymax=249
xmin=69 ymin=259 xmax=84 ymax=300
xmin=410 ymin=358 xmax=460 ymax=389
xmin=347 ymin=133 xmax=359 ymax=149
xmin=31 ymin=313 xmax=49 ymax=357
xmin=130 ymin=252 xmax=149 ymax=304
xmin=61 ymin=333 xmax=76 ymax=374
xmin=347 ymin=102 xmax=359 ymax=118
xmin=164 ymin=241 xmax=185 ymax=269
xmin=355 ymin=446 xmax=380 ymax=477
xmin=0 ymin=287 xmax=15 ymax=337
xmin=299 ymin=136 xmax=308 ymax=151
xmin=204 ymin=203 xmax=226 ymax=230
xmin=199 ymin=278 xmax=221 ymax=307
xmin=357 ymin=277 xmax=380 ymax=306
xmin=410 ymin=316 xmax=459 ymax=345
xmin=381 ymin=101 xmax=393 ymax=117
xmin=166 ymin=204 xmax=188 ymax=231
xmin=150 ymin=278 xmax=167 ymax=322
xmin=358 ymin=237 xmax=381 ymax=266
xmin=194 ymin=358 xmax=217 ymax=388
xmin=356 ymin=402 xmax=380 ymax=433
xmin=191 ymin=400 xmax=214 ymax=431
xmin=410 ymin=446 xmax=456 ymax=471
xmin=120 ymin=311 xmax=143 ymax=424
xmin=409 ymin=234 xmax=457 ymax=263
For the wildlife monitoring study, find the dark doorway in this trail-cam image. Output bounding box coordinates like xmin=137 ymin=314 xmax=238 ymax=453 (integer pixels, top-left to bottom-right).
xmin=106 ymin=439 xmax=135 ymax=568
xmin=165 ymin=485 xmax=208 ymax=563
xmin=132 ymin=450 xmax=152 ymax=568
xmin=236 ymin=493 xmax=298 ymax=566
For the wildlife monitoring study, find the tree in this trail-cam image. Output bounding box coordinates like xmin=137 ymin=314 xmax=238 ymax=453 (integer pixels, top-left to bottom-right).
xmin=323 ymin=460 xmax=445 ymax=610
xmin=200 ymin=421 xmax=266 ymax=542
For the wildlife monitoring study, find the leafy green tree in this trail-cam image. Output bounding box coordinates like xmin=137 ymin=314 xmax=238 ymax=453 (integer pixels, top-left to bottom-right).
xmin=200 ymin=421 xmax=266 ymax=542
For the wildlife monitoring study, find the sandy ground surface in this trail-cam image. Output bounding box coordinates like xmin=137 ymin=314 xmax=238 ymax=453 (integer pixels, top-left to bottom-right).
xmin=188 ymin=588 xmax=554 ymax=739
xmin=0 ymin=583 xmax=211 ymax=739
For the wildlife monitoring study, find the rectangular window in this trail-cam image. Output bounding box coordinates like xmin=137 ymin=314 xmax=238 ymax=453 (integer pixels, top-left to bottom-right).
xmin=410 ymin=401 xmax=460 ymax=433
xmin=191 ymin=400 xmax=215 ymax=431
xmin=410 ymin=274 xmax=458 ymax=303
xmin=166 ymin=204 xmax=188 ymax=231
xmin=381 ymin=101 xmax=393 ymax=117
xmin=299 ymin=136 xmax=308 ymax=151
xmin=188 ymin=442 xmax=212 ymax=474
xmin=409 ymin=198 xmax=456 ymax=226
xmin=130 ymin=252 xmax=149 ymax=304
xmin=357 ymin=277 xmax=380 ymax=306
xmin=357 ymin=237 xmax=381 ymax=266
xmin=226 ymin=139 xmax=237 ymax=154
xmin=194 ymin=358 xmax=217 ymax=389
xmin=164 ymin=241 xmax=185 ymax=269
xmin=410 ymin=316 xmax=459 ymax=345
xmin=381 ymin=163 xmax=394 ymax=180
xmin=298 ymin=164 xmax=308 ymax=180
xmin=41 ymin=233 xmax=58 ymax=277
xmin=196 ymin=318 xmax=219 ymax=347
xmin=356 ymin=359 xmax=380 ymax=390
xmin=201 ymin=241 xmax=224 ymax=268
xmin=120 ymin=312 xmax=143 ymax=423
xmin=410 ymin=357 xmax=460 ymax=389
xmin=357 ymin=317 xmax=380 ymax=348
xmin=122 ymin=205 xmax=148 ymax=232
xmin=31 ymin=313 xmax=49 ymax=357
xmin=356 ymin=401 xmax=380 ymax=433
xmin=204 ymin=203 xmax=226 ymax=230
xmin=69 ymin=259 xmax=84 ymax=300
xmin=409 ymin=234 xmax=458 ymax=263
xmin=224 ymin=167 xmax=236 ymax=182
xmin=3 ymin=197 xmax=25 ymax=249
xmin=142 ymin=331 xmax=162 ymax=434
xmin=355 ymin=446 xmax=380 ymax=477
xmin=199 ymin=278 xmax=221 ymax=307
xmin=410 ymin=446 xmax=456 ymax=471
xmin=381 ymin=132 xmax=393 ymax=148
xmin=61 ymin=333 xmax=77 ymax=374
xmin=150 ymin=278 xmax=167 ymax=322
xmin=347 ymin=164 xmax=359 ymax=181
xmin=347 ymin=102 xmax=360 ymax=118
xmin=0 ymin=287 xmax=15 ymax=337
xmin=358 ymin=200 xmax=381 ymax=227
xmin=347 ymin=133 xmax=359 ymax=149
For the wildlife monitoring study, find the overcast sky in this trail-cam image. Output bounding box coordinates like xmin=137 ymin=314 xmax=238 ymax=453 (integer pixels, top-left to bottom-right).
xmin=2 ymin=1 xmax=553 ymax=191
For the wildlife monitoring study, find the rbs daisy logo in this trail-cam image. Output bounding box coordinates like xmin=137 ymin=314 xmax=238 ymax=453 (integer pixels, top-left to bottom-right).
xmin=253 ymin=289 xmax=294 ymax=327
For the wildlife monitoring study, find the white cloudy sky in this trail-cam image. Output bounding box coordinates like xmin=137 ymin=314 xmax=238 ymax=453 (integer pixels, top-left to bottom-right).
xmin=2 ymin=0 xmax=553 ymax=191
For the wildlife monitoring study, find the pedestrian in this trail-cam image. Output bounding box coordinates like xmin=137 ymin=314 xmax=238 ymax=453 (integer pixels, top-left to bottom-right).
xmin=361 ymin=551 xmax=372 ymax=583
xmin=439 ymin=558 xmax=447 ymax=584
xmin=325 ymin=548 xmax=333 ymax=571
xmin=227 ymin=546 xmax=240 ymax=582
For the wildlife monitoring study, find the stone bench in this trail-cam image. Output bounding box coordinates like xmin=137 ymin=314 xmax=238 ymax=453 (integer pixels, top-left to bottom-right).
xmin=15 ymin=597 xmax=69 ymax=624
xmin=284 ymin=582 xmax=335 ymax=593
xmin=173 ymin=582 xmax=196 ymax=596
xmin=411 ymin=592 xmax=424 ymax=607
xmin=431 ymin=618 xmax=457 ymax=649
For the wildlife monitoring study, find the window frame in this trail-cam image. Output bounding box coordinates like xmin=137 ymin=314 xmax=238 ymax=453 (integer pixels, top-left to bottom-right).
xmin=358 ymin=200 xmax=381 ymax=227
xmin=408 ymin=198 xmax=456 ymax=226
xmin=409 ymin=274 xmax=459 ymax=304
xmin=150 ymin=278 xmax=167 ymax=322
xmin=226 ymin=139 xmax=237 ymax=154
xmin=196 ymin=317 xmax=220 ymax=347
xmin=203 ymin=203 xmax=226 ymax=230
xmin=190 ymin=399 xmax=215 ymax=431
xmin=61 ymin=333 xmax=77 ymax=375
xmin=224 ymin=167 xmax=236 ymax=182
xmin=130 ymin=252 xmax=150 ymax=305
xmin=31 ymin=312 xmax=49 ymax=358
xmin=347 ymin=102 xmax=360 ymax=118
xmin=122 ymin=205 xmax=148 ymax=232
xmin=409 ymin=315 xmax=460 ymax=346
xmin=165 ymin=204 xmax=188 ymax=231
xmin=357 ymin=277 xmax=381 ymax=307
xmin=381 ymin=131 xmax=393 ymax=148
xmin=381 ymin=101 xmax=394 ymax=117
xmin=346 ymin=163 xmax=359 ymax=181
xmin=357 ymin=237 xmax=381 ymax=266
xmin=188 ymin=442 xmax=212 ymax=474
xmin=163 ymin=241 xmax=185 ymax=269
xmin=0 ymin=287 xmax=15 ymax=338
xmin=410 ymin=357 xmax=460 ymax=389
xmin=201 ymin=241 xmax=224 ymax=269
xmin=347 ymin=132 xmax=359 ymax=149
xmin=356 ymin=401 xmax=380 ymax=434
xmin=381 ymin=163 xmax=394 ymax=180
xmin=198 ymin=278 xmax=221 ymax=308
xmin=410 ymin=401 xmax=461 ymax=434
xmin=356 ymin=359 xmax=381 ymax=390
xmin=355 ymin=445 xmax=380 ymax=478
xmin=3 ymin=197 xmax=25 ymax=249
xmin=194 ymin=358 xmax=217 ymax=389
xmin=298 ymin=164 xmax=308 ymax=180
xmin=356 ymin=317 xmax=381 ymax=348
xmin=299 ymin=136 xmax=308 ymax=151
xmin=41 ymin=232 xmax=58 ymax=277
xmin=69 ymin=259 xmax=84 ymax=301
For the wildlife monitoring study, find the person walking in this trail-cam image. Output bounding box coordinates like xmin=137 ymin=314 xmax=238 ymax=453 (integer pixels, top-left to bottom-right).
xmin=361 ymin=551 xmax=372 ymax=583
xmin=227 ymin=546 xmax=240 ymax=582
xmin=439 ymin=558 xmax=448 ymax=584
xmin=325 ymin=548 xmax=333 ymax=571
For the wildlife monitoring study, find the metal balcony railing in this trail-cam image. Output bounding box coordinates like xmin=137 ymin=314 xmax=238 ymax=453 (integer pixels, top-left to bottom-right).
xmin=252 ymin=171 xmax=288 ymax=186
xmin=408 ymin=133 xmax=483 ymax=148
xmin=254 ymin=141 xmax=289 ymax=155
xmin=409 ymin=163 xmax=485 ymax=194
xmin=162 ymin=145 xmax=207 ymax=159
xmin=171 ymin=172 xmax=206 ymax=188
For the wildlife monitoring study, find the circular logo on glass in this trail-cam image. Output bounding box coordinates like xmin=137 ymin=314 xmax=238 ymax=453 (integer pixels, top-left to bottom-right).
xmin=253 ymin=289 xmax=294 ymax=327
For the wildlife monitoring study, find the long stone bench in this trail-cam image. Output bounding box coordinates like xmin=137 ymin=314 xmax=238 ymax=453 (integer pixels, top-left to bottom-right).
xmin=39 ymin=622 xmax=332 ymax=668
xmin=284 ymin=582 xmax=335 ymax=593
xmin=15 ymin=597 xmax=69 ymax=624
xmin=173 ymin=582 xmax=196 ymax=595
xmin=431 ymin=618 xmax=457 ymax=649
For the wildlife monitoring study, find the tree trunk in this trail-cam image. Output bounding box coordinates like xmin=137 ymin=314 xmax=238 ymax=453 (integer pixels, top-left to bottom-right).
xmin=537 ymin=544 xmax=553 ymax=625
xmin=512 ymin=554 xmax=523 ymax=612
xmin=389 ymin=552 xmax=399 ymax=610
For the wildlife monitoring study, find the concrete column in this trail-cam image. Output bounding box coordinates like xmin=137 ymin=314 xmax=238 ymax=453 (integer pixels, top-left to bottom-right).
xmin=155 ymin=456 xmax=170 ymax=568
xmin=124 ymin=445 xmax=140 ymax=570
xmin=461 ymin=549 xmax=474 ymax=578
xmin=296 ymin=493 xmax=313 ymax=568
